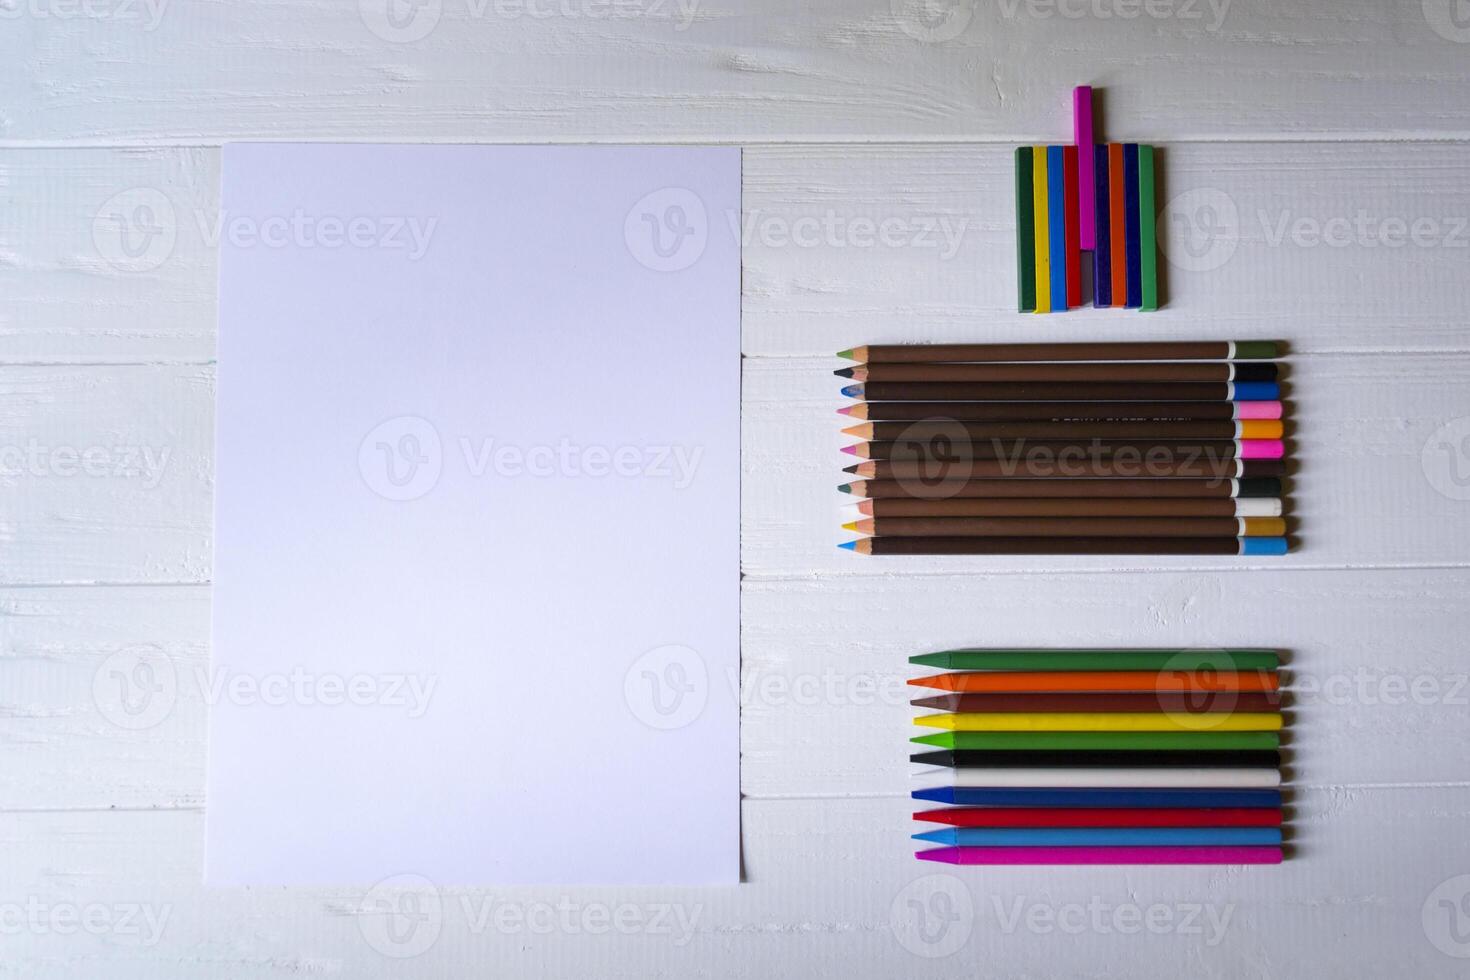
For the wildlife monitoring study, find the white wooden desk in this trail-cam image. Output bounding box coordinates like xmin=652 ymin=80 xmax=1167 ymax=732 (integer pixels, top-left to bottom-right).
xmin=4 ymin=2 xmax=1470 ymax=975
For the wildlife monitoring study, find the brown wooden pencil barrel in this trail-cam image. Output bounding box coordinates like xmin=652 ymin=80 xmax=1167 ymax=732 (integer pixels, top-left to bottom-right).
xmin=849 ymin=477 xmax=1262 ymax=498
xmin=857 ymin=382 xmax=1235 ymax=401
xmin=857 ymin=536 xmax=1245 ymax=555
xmin=855 ymin=342 xmax=1236 ymax=363
xmin=911 ymin=692 xmax=1283 ymax=713
xmin=861 ymin=497 xmax=1253 ymax=517
xmin=856 ymin=440 xmax=1246 ymax=461
xmin=851 ymin=362 xmax=1264 ymax=383
xmin=847 ymin=458 xmax=1281 ymax=483
xmin=848 ymin=401 xmax=1248 ymax=422
xmin=858 ymin=517 xmax=1263 ymax=537
xmin=863 ymin=420 xmax=1244 ymax=440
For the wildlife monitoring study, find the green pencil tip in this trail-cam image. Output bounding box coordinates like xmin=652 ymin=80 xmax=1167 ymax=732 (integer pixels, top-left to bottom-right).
xmin=837 ymin=348 xmax=854 ymax=360
xmin=837 ymin=483 xmax=852 ymax=494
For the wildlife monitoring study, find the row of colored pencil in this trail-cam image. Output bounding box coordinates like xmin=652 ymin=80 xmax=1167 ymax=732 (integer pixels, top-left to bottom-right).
xmin=835 ymin=341 xmax=1293 ymax=556
xmin=909 ymin=649 xmax=1287 ymax=865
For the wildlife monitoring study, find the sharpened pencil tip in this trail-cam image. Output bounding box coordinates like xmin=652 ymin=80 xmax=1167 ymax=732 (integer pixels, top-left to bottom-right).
xmin=837 ymin=349 xmax=855 ymax=360
xmin=833 ymin=367 xmax=855 ymax=379
xmin=838 ymin=541 xmax=857 ymax=550
xmin=840 ymin=383 xmax=863 ymax=398
xmin=836 ymin=405 xmax=853 ymax=416
xmin=841 ymin=522 xmax=857 ymax=532
xmin=837 ymin=483 xmax=853 ymax=494
xmin=840 ymin=444 xmax=858 ymax=456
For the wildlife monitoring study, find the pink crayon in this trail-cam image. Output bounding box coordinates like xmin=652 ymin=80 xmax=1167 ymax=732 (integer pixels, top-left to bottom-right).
xmin=918 ymin=845 xmax=1283 ymax=866
xmin=1235 ymin=401 xmax=1283 ymax=421
xmin=1074 ymin=86 xmax=1096 ymax=251
xmin=1239 ymin=439 xmax=1284 ymax=460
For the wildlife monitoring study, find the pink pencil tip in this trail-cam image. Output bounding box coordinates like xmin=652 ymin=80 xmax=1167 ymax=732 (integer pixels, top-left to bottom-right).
xmin=836 ymin=406 xmax=853 ymax=416
xmin=840 ymin=445 xmax=858 ymax=456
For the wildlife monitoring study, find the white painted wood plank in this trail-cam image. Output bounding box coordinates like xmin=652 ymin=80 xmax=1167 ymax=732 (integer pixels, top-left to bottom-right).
xmin=4 ymin=1 xmax=1470 ymax=144
xmin=4 ymin=572 xmax=1467 ymax=809
xmin=0 ymin=148 xmax=218 ymax=363
xmin=740 ymin=571 xmax=1470 ymax=797
xmin=742 ymin=142 xmax=1470 ymax=357
xmin=0 ymin=793 xmax=1467 ymax=978
xmin=0 ymin=366 xmax=213 ymax=584
xmin=7 ymin=142 xmax=1470 ymax=363
xmin=4 ymin=350 xmax=1470 ymax=584
xmin=743 ymin=352 xmax=1470 ymax=576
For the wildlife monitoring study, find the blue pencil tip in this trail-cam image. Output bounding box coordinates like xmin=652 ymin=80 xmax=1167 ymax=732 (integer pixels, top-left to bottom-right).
xmin=841 ymin=383 xmax=863 ymax=398
xmin=838 ymin=541 xmax=857 ymax=551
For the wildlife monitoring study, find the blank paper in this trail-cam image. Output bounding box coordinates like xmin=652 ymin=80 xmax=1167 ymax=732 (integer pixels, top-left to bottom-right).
xmin=207 ymin=144 xmax=740 ymax=885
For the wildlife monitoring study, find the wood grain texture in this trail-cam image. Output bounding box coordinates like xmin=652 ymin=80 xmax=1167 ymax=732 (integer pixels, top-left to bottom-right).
xmin=2 ymin=793 xmax=1469 ymax=978
xmin=5 ymin=1 xmax=1470 ymax=972
xmin=3 ymin=1 xmax=1470 ymax=144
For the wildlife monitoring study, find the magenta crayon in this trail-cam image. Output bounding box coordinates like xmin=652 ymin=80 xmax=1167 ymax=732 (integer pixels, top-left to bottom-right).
xmin=917 ymin=845 xmax=1283 ymax=865
xmin=1074 ymin=86 xmax=1095 ymax=250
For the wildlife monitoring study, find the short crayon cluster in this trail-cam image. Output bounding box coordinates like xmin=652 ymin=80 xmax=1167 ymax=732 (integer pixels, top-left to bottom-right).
xmin=909 ymin=649 xmax=1288 ymax=865
xmin=836 ymin=341 xmax=1292 ymax=556
xmin=1016 ymin=86 xmax=1157 ymax=312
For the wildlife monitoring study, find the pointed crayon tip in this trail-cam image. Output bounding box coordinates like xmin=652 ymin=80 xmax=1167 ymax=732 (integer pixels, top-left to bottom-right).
xmin=833 ymin=367 xmax=855 ymax=378
xmin=840 ymin=444 xmax=858 ymax=456
xmin=836 ymin=405 xmax=853 ymax=416
xmin=842 ymin=464 xmax=860 ymax=474
xmin=840 ymin=383 xmax=863 ymax=398
xmin=836 ymin=348 xmax=855 ymax=360
xmin=838 ymin=483 xmax=853 ymax=494
xmin=838 ymin=541 xmax=857 ymax=550
xmin=841 ymin=522 xmax=858 ymax=532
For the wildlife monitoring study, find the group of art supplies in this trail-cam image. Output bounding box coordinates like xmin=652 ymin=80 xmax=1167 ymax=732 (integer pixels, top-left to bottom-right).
xmin=909 ymin=649 xmax=1287 ymax=865
xmin=1018 ymin=85 xmax=1157 ymax=312
xmin=836 ymin=341 xmax=1291 ymax=556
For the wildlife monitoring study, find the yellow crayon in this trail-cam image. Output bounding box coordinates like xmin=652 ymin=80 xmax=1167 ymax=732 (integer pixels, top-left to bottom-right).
xmin=1032 ymin=146 xmax=1051 ymax=313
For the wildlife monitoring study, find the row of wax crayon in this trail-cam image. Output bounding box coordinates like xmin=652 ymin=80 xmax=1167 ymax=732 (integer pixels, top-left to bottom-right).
xmin=836 ymin=341 xmax=1293 ymax=556
xmin=907 ymin=649 xmax=1288 ymax=865
xmin=1015 ymin=85 xmax=1158 ymax=312
xmin=1016 ymin=143 xmax=1157 ymax=312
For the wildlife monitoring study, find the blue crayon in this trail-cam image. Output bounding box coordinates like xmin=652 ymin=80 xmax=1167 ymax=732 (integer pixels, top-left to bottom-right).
xmin=1124 ymin=143 xmax=1142 ymax=308
xmin=914 ymin=827 xmax=1284 ymax=847
xmin=1232 ymin=381 xmax=1280 ymax=401
xmin=1241 ymin=537 xmax=1288 ymax=556
xmin=912 ymin=787 xmax=1283 ymax=808
xmin=1047 ymin=146 xmax=1068 ymax=310
xmin=1093 ymin=144 xmax=1111 ymax=307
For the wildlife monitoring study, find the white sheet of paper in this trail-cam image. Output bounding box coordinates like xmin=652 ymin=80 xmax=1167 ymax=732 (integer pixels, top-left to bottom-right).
xmin=207 ymin=144 xmax=740 ymax=886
